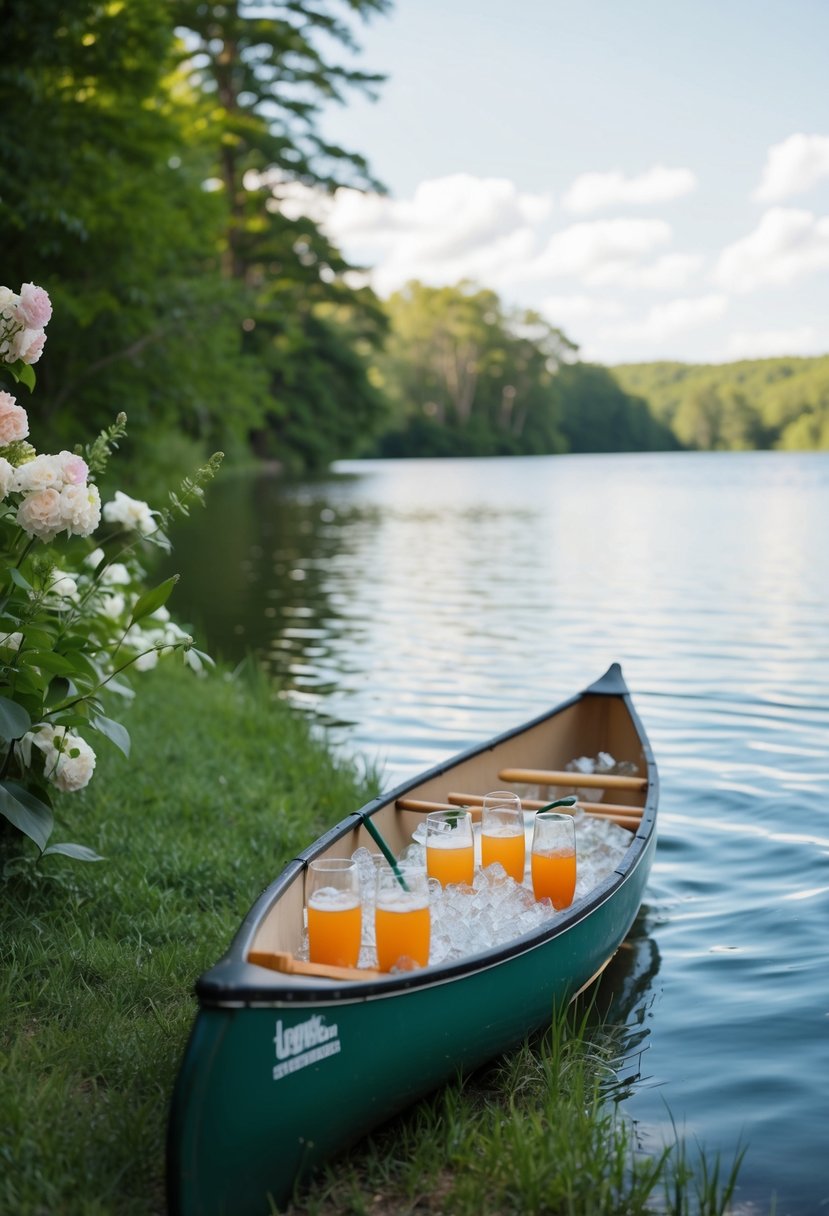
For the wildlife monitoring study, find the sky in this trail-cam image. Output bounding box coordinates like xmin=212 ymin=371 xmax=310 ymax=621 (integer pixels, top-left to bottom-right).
xmin=304 ymin=0 xmax=829 ymax=366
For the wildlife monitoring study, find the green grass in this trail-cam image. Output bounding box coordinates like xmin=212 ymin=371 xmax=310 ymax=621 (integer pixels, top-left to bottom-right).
xmin=0 ymin=661 xmax=379 ymax=1216
xmin=293 ymin=1002 xmax=744 ymax=1216
xmin=1 ymin=662 xmax=746 ymax=1215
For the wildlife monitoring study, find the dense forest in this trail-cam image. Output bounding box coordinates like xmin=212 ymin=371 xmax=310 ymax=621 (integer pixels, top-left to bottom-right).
xmin=613 ymin=356 xmax=829 ymax=452
xmin=1 ymin=1 xmax=826 ymax=491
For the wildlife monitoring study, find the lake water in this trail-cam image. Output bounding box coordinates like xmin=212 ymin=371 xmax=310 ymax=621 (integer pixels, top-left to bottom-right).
xmin=168 ymin=451 xmax=829 ymax=1215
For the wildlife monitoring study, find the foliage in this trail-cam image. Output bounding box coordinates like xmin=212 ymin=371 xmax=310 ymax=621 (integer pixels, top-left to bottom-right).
xmin=554 ymin=362 xmax=680 ymax=453
xmin=0 ymin=0 xmax=261 ymax=471
xmin=173 ymin=0 xmax=394 ymax=470
xmin=0 ymin=282 xmax=221 ymax=862
xmin=0 ymin=0 xmax=393 ymax=483
xmin=371 ymin=281 xmax=678 ymax=458
xmin=614 ymin=355 xmax=829 ymax=452
xmin=372 ymin=281 xmax=573 ymax=456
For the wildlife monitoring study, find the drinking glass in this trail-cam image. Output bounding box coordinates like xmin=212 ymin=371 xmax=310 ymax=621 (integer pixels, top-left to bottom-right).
xmin=530 ymin=812 xmax=577 ymax=908
xmin=374 ymin=866 xmax=431 ymax=971
xmin=306 ymin=858 xmax=362 ymax=966
xmin=480 ymin=790 xmax=525 ymax=882
xmin=425 ymin=810 xmax=474 ymax=887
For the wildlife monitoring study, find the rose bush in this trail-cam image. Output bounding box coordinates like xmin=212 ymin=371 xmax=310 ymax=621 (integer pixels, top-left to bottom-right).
xmin=0 ymin=281 xmax=221 ymax=862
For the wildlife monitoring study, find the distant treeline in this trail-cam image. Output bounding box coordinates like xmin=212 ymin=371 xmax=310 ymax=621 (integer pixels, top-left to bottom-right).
xmin=613 ymin=356 xmax=829 ymax=452
xmin=365 ymin=281 xmax=678 ymax=458
xmin=2 ymin=3 xmax=826 ymax=492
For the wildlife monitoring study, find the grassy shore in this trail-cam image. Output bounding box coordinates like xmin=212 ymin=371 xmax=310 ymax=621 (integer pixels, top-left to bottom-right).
xmin=0 ymin=663 xmax=742 ymax=1215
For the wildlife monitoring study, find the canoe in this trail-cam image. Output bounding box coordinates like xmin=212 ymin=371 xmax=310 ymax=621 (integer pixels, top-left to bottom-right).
xmin=167 ymin=662 xmax=658 ymax=1215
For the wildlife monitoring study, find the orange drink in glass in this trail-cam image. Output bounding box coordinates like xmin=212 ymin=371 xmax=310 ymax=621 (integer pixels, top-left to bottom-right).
xmin=425 ymin=810 xmax=474 ymax=887
xmin=481 ymin=791 xmax=525 ymax=882
xmin=531 ymin=812 xmax=577 ymax=909
xmin=374 ymin=866 xmax=430 ymax=971
xmin=306 ymin=858 xmax=362 ymax=967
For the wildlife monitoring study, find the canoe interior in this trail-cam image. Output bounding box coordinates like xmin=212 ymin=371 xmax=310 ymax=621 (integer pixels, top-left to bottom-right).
xmin=248 ymin=688 xmax=649 ymax=961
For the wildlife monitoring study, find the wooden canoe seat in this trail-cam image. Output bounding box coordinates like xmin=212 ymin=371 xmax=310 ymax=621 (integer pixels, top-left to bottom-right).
xmin=497 ymin=767 xmax=646 ymax=791
xmin=249 ymin=950 xmax=383 ymax=982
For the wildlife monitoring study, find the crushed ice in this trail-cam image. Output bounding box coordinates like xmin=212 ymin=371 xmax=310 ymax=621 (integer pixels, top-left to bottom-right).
xmin=297 ymin=807 xmax=633 ymax=970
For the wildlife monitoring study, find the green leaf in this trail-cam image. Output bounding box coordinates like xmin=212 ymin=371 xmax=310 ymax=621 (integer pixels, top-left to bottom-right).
xmin=128 ymin=574 xmax=179 ymax=626
xmin=24 ymin=650 xmax=79 ymax=676
xmin=14 ymin=627 xmax=54 ymax=649
xmin=9 ymin=567 xmax=33 ymax=592
xmin=44 ymin=677 xmax=72 ymax=707
xmin=0 ymin=781 xmax=53 ymax=851
xmin=0 ymin=695 xmax=31 ymax=740
xmin=5 ymin=360 xmax=36 ymax=391
xmin=42 ymin=842 xmax=104 ymax=862
xmin=91 ymin=714 xmax=131 ymax=758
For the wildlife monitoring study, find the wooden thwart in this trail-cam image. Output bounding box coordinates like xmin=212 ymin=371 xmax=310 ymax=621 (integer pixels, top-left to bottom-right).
xmin=394 ymin=796 xmax=641 ymax=832
xmin=445 ymin=791 xmax=643 ymax=820
xmin=249 ymin=950 xmax=383 ymax=982
xmin=497 ymin=767 xmax=647 ymax=791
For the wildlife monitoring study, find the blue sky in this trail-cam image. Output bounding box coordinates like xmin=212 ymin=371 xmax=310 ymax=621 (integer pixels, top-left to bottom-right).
xmin=306 ymin=0 xmax=829 ymax=365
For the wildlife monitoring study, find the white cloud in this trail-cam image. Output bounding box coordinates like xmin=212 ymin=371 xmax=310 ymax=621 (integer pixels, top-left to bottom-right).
xmin=562 ymin=166 xmax=697 ymax=213
xmin=530 ymin=218 xmax=672 ymax=284
xmin=606 ymin=253 xmax=703 ymax=290
xmin=295 ymin=173 xmax=552 ymax=294
xmin=725 ymin=325 xmax=824 ymax=359
xmin=715 ymin=207 xmax=829 ymax=292
xmin=601 ymin=295 xmax=728 ymax=344
xmin=539 ymin=295 xmax=624 ymax=325
xmin=753 ymin=133 xmax=829 ymax=202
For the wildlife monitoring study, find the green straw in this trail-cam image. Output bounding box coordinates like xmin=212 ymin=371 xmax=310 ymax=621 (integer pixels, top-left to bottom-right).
xmin=359 ymin=813 xmax=410 ymax=891
xmin=536 ymin=795 xmax=578 ymax=813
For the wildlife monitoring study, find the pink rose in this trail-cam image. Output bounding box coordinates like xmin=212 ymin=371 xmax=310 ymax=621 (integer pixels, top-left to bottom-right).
xmin=16 ymin=488 xmax=64 ymax=541
xmin=16 ymin=283 xmax=52 ymax=329
xmin=0 ymin=390 xmax=29 ymax=444
xmin=13 ymin=327 xmax=47 ymax=365
xmin=58 ymin=451 xmax=89 ymax=486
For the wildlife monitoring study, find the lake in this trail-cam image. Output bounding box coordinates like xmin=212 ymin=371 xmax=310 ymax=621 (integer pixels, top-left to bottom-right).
xmin=167 ymin=450 xmax=829 ymax=1215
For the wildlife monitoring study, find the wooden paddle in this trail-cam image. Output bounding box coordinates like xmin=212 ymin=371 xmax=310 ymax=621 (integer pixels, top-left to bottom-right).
xmin=249 ymin=950 xmax=383 ymax=982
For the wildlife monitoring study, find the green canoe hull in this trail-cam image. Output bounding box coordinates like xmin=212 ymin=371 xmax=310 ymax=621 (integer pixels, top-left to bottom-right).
xmin=167 ymin=664 xmax=658 ymax=1214
xmin=170 ymin=841 xmax=654 ymax=1214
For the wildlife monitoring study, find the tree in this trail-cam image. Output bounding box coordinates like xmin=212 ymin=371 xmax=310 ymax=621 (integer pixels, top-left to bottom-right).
xmin=0 ymin=0 xmax=265 ymax=479
xmin=375 ymin=281 xmax=576 ymax=456
xmin=171 ymin=0 xmax=394 ymax=467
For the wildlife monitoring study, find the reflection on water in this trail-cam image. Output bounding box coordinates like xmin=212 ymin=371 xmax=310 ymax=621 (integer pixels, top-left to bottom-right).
xmin=168 ymin=452 xmax=829 ymax=1214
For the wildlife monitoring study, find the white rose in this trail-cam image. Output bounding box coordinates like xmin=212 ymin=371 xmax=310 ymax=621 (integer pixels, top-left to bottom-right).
xmin=99 ymin=592 xmax=126 ymax=619
xmin=13 ymin=454 xmax=64 ymax=494
xmin=102 ymin=490 xmax=157 ymax=536
xmin=0 ymin=456 xmax=14 ymax=500
xmin=101 ymin=561 xmax=131 ymax=586
xmin=47 ymin=728 xmax=96 ymax=793
xmin=48 ymin=572 xmax=80 ymax=602
xmin=60 ymin=482 xmax=101 ymax=537
xmin=85 ymin=547 xmax=105 ymax=569
xmin=16 ymin=488 xmax=64 ymax=541
xmin=27 ymin=723 xmax=58 ymax=753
